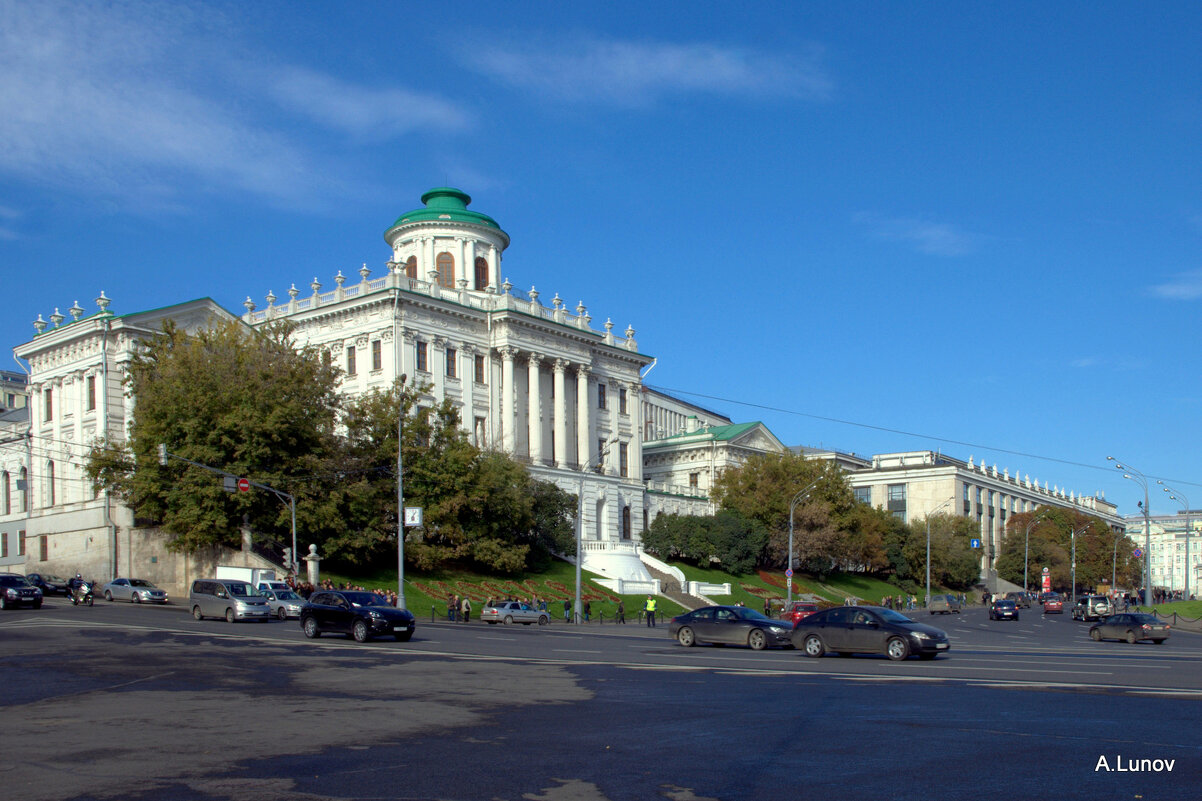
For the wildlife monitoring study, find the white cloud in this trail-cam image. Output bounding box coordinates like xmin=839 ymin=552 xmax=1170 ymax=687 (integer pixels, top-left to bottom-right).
xmin=460 ymin=35 xmax=833 ymax=106
xmin=1149 ymin=269 xmax=1202 ymax=300
xmin=856 ymin=213 xmax=976 ymax=257
xmin=0 ymin=1 xmax=469 ymax=210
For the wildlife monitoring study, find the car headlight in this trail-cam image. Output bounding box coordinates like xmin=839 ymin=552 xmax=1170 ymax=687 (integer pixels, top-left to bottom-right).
xmin=910 ymin=631 xmax=931 ymax=640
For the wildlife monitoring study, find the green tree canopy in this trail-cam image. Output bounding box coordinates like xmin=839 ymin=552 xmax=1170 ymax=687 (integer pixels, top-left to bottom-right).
xmin=641 ymin=510 xmax=768 ymax=574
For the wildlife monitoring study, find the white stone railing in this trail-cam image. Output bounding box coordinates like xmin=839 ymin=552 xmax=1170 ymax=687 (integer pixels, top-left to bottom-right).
xmin=645 ymin=481 xmax=709 ymax=499
xmin=687 ymin=580 xmax=731 ymax=596
xmin=581 ymin=540 xmax=641 ymax=554
xmin=594 ymin=577 xmax=660 ymax=595
xmin=241 ymin=271 xmax=640 ymax=351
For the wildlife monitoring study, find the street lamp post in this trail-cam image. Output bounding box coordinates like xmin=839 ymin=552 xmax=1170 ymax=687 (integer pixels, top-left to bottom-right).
xmin=1112 ymin=531 xmax=1125 ymax=593
xmin=1108 ymin=457 xmax=1152 ymax=607
xmin=926 ymin=497 xmax=955 ymax=609
xmin=787 ymin=480 xmax=821 ymax=607
xmin=1159 ymin=483 xmax=1190 ymax=603
xmin=1070 ymin=524 xmax=1090 ymax=604
xmin=1023 ymin=510 xmax=1048 ymax=598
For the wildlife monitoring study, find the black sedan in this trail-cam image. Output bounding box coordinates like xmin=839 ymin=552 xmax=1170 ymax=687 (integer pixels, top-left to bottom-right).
xmin=301 ymin=590 xmax=416 ymax=643
xmin=791 ymin=606 xmax=950 ymax=661
xmin=1089 ymin=613 xmax=1170 ymax=644
xmin=26 ymin=573 xmax=68 ymax=595
xmin=989 ymin=600 xmax=1019 ymax=621
xmin=669 ymin=605 xmax=794 ymax=650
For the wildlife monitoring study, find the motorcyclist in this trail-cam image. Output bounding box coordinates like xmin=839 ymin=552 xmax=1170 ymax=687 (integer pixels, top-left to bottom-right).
xmin=67 ymin=573 xmax=88 ymax=602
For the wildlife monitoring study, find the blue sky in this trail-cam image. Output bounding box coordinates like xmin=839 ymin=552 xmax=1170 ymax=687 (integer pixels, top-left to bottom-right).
xmin=3 ymin=1 xmax=1200 ymax=516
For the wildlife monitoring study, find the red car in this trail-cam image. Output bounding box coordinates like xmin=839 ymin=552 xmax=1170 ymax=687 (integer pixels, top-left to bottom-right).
xmin=783 ymin=601 xmax=820 ymax=625
xmin=1043 ymin=597 xmax=1064 ymax=614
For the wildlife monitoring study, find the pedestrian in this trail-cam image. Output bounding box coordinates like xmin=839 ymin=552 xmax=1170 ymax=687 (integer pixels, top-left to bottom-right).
xmin=764 ymin=597 xmax=771 ymax=616
xmin=617 ymin=599 xmax=626 ymax=624
xmin=564 ymin=598 xmax=571 ymax=623
xmin=448 ymin=594 xmax=457 ymax=622
xmin=460 ymin=595 xmax=471 ymax=623
xmin=583 ymin=599 xmax=591 ymax=622
xmin=644 ymin=595 xmax=657 ymax=627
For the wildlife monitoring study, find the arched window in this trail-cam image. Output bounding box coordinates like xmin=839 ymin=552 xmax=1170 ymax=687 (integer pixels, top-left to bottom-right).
xmin=474 ymin=257 xmax=489 ymax=291
xmin=18 ymin=467 xmax=27 ymax=513
xmin=46 ymin=461 xmax=55 ymax=507
xmin=2 ymin=470 xmax=9 ymax=515
xmin=436 ymin=252 xmax=454 ymax=287
xmin=404 ymin=256 xmax=417 ymax=279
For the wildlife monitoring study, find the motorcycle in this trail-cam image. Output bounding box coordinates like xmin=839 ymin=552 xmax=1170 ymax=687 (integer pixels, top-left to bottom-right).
xmin=70 ymin=582 xmax=94 ymax=606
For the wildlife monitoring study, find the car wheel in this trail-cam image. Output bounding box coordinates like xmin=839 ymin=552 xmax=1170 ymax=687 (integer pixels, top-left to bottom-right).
xmin=105 ymin=591 xmax=113 ymax=602
xmin=277 ymin=607 xmax=288 ymax=620
xmin=503 ymin=615 xmax=514 ymax=625
xmin=192 ymin=605 xmax=203 ymax=621
xmin=225 ymin=608 xmax=235 ymax=623
xmin=86 ymin=595 xmax=93 ymax=606
xmin=394 ymin=631 xmax=412 ymax=642
xmin=677 ymin=627 xmax=695 ymax=647
xmin=1126 ymin=630 xmax=1137 ymax=644
xmin=352 ymin=620 xmax=370 ymax=643
xmin=803 ymin=634 xmax=825 ymax=658
xmin=303 ymin=617 xmax=320 ymax=638
xmin=886 ymin=637 xmax=910 ymax=661
xmin=132 ymin=594 xmax=140 ymax=604
xmin=1090 ymin=628 xmax=1101 ymax=641
xmin=748 ymin=629 xmax=768 ymax=651
xmin=538 ymin=615 xmax=549 ymax=626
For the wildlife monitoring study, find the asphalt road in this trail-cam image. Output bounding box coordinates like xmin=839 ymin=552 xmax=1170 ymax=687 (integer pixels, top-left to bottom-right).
xmin=3 ymin=599 xmax=1201 ymax=801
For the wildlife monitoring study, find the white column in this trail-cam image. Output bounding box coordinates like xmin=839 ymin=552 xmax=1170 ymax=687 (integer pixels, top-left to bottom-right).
xmin=576 ymin=365 xmax=591 ymax=469
xmin=460 ymin=345 xmax=475 ymax=437
xmin=553 ymin=359 xmax=568 ymax=468
xmin=432 ymin=336 xmax=448 ymax=400
xmin=488 ymin=244 xmax=499 ymax=291
xmin=527 ymin=355 xmax=542 ymax=464
xmin=456 ymin=237 xmax=467 ymax=286
xmin=501 ymin=347 xmax=517 ymax=454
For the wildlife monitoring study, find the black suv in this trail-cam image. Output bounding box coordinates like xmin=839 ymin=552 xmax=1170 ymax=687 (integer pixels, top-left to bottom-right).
xmin=301 ymin=590 xmax=416 ymax=643
xmin=0 ymin=574 xmax=44 ymax=609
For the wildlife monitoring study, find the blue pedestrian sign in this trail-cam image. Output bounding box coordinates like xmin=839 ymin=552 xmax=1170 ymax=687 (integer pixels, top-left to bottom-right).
xmin=970 ymin=538 xmax=981 ymax=549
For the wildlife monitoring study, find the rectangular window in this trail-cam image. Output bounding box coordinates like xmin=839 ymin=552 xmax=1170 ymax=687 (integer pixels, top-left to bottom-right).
xmin=1 ymin=533 xmax=7 ymax=559
xmin=474 ymin=355 xmax=486 ymax=384
xmin=446 ymin=348 xmax=457 ymax=378
xmin=976 ymin=488 xmax=983 ymax=505
xmin=619 ymin=443 xmax=628 ymax=477
xmin=19 ymin=530 xmax=26 ymax=556
xmin=371 ymin=340 xmax=382 ymax=371
xmin=887 ymin=484 xmax=906 ymax=502
xmin=39 ymin=534 xmax=47 ymax=561
xmin=854 ymin=486 xmax=871 ymax=505
xmin=44 ymin=388 xmax=53 ymax=422
xmin=988 ymin=490 xmax=995 ymax=506
xmin=86 ymin=376 xmax=96 ymax=412
xmin=619 ymin=388 xmax=627 ymax=415
xmin=346 ymin=346 xmax=357 ymax=376
xmin=416 ymin=341 xmax=428 ymax=372
xmin=598 ymin=384 xmax=607 ymax=410
xmin=689 ymin=472 xmax=699 ymax=488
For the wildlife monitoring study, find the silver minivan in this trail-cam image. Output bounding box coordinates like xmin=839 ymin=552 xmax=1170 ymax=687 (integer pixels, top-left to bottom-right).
xmin=189 ymin=579 xmax=271 ymax=622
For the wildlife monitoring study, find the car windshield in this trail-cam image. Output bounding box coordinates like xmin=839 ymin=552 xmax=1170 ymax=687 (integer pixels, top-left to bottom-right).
xmin=227 ymin=583 xmax=261 ymax=598
xmin=0 ymin=576 xmax=29 ymax=587
xmin=344 ymin=591 xmax=388 ymax=607
xmin=130 ymin=579 xmax=155 ymax=588
xmin=876 ymin=608 xmax=915 ymax=624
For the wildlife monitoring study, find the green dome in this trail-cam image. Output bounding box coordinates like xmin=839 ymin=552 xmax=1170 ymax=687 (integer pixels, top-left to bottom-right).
xmin=385 ymin=188 xmax=505 ymax=239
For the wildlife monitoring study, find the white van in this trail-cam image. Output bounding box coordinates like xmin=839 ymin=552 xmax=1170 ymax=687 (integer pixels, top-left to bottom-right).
xmin=189 ymin=579 xmax=271 ymax=623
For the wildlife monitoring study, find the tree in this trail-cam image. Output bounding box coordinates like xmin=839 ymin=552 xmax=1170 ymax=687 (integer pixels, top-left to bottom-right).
xmin=996 ymin=509 xmax=1135 ymax=593
xmin=87 ymin=320 xmax=341 ymax=553
xmin=641 ymin=510 xmax=768 ymax=574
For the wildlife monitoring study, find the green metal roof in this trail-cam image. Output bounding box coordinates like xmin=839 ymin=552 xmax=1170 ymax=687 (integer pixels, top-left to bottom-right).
xmin=385 ymin=188 xmax=505 ymax=239
xmin=644 ymin=421 xmax=764 ymax=448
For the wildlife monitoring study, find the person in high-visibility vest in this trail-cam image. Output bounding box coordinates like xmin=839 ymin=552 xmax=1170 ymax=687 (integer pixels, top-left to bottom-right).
xmin=644 ymin=595 xmax=657 ymax=627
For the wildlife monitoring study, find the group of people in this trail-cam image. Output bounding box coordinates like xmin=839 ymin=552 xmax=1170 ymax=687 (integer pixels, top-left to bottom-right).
xmin=435 ymin=593 xmax=660 ymax=626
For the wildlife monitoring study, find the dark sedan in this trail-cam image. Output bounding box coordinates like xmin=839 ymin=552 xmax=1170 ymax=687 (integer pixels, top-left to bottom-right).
xmin=301 ymin=590 xmax=416 ymax=643
xmin=989 ymin=600 xmax=1019 ymax=621
xmin=26 ymin=573 xmax=69 ymax=595
xmin=791 ymin=606 xmax=950 ymax=661
xmin=670 ymin=605 xmax=794 ymax=650
xmin=1089 ymin=613 xmax=1170 ymax=644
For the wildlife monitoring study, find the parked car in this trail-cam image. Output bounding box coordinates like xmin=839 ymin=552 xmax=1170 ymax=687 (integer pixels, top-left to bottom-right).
xmin=1004 ymin=591 xmax=1031 ymax=609
xmin=0 ymin=574 xmax=43 ymax=609
xmin=928 ymin=594 xmax=962 ymax=615
xmin=301 ymin=590 xmax=416 ymax=642
xmin=480 ymin=600 xmax=550 ymax=626
xmin=782 ymin=601 xmax=820 ymax=625
xmin=989 ymin=600 xmax=1019 ymax=621
xmin=103 ymin=578 xmax=169 ymax=604
xmin=189 ymin=579 xmax=271 ymax=622
xmin=1072 ymin=595 xmax=1113 ymax=622
xmin=1089 ymin=613 xmax=1170 ymax=644
xmin=262 ymin=588 xmax=305 ymax=619
xmin=791 ymin=606 xmax=950 ymax=661
xmin=670 ymin=605 xmax=794 ymax=650
xmin=26 ymin=573 xmax=69 ymax=596
xmin=1042 ymin=596 xmax=1064 ymax=614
